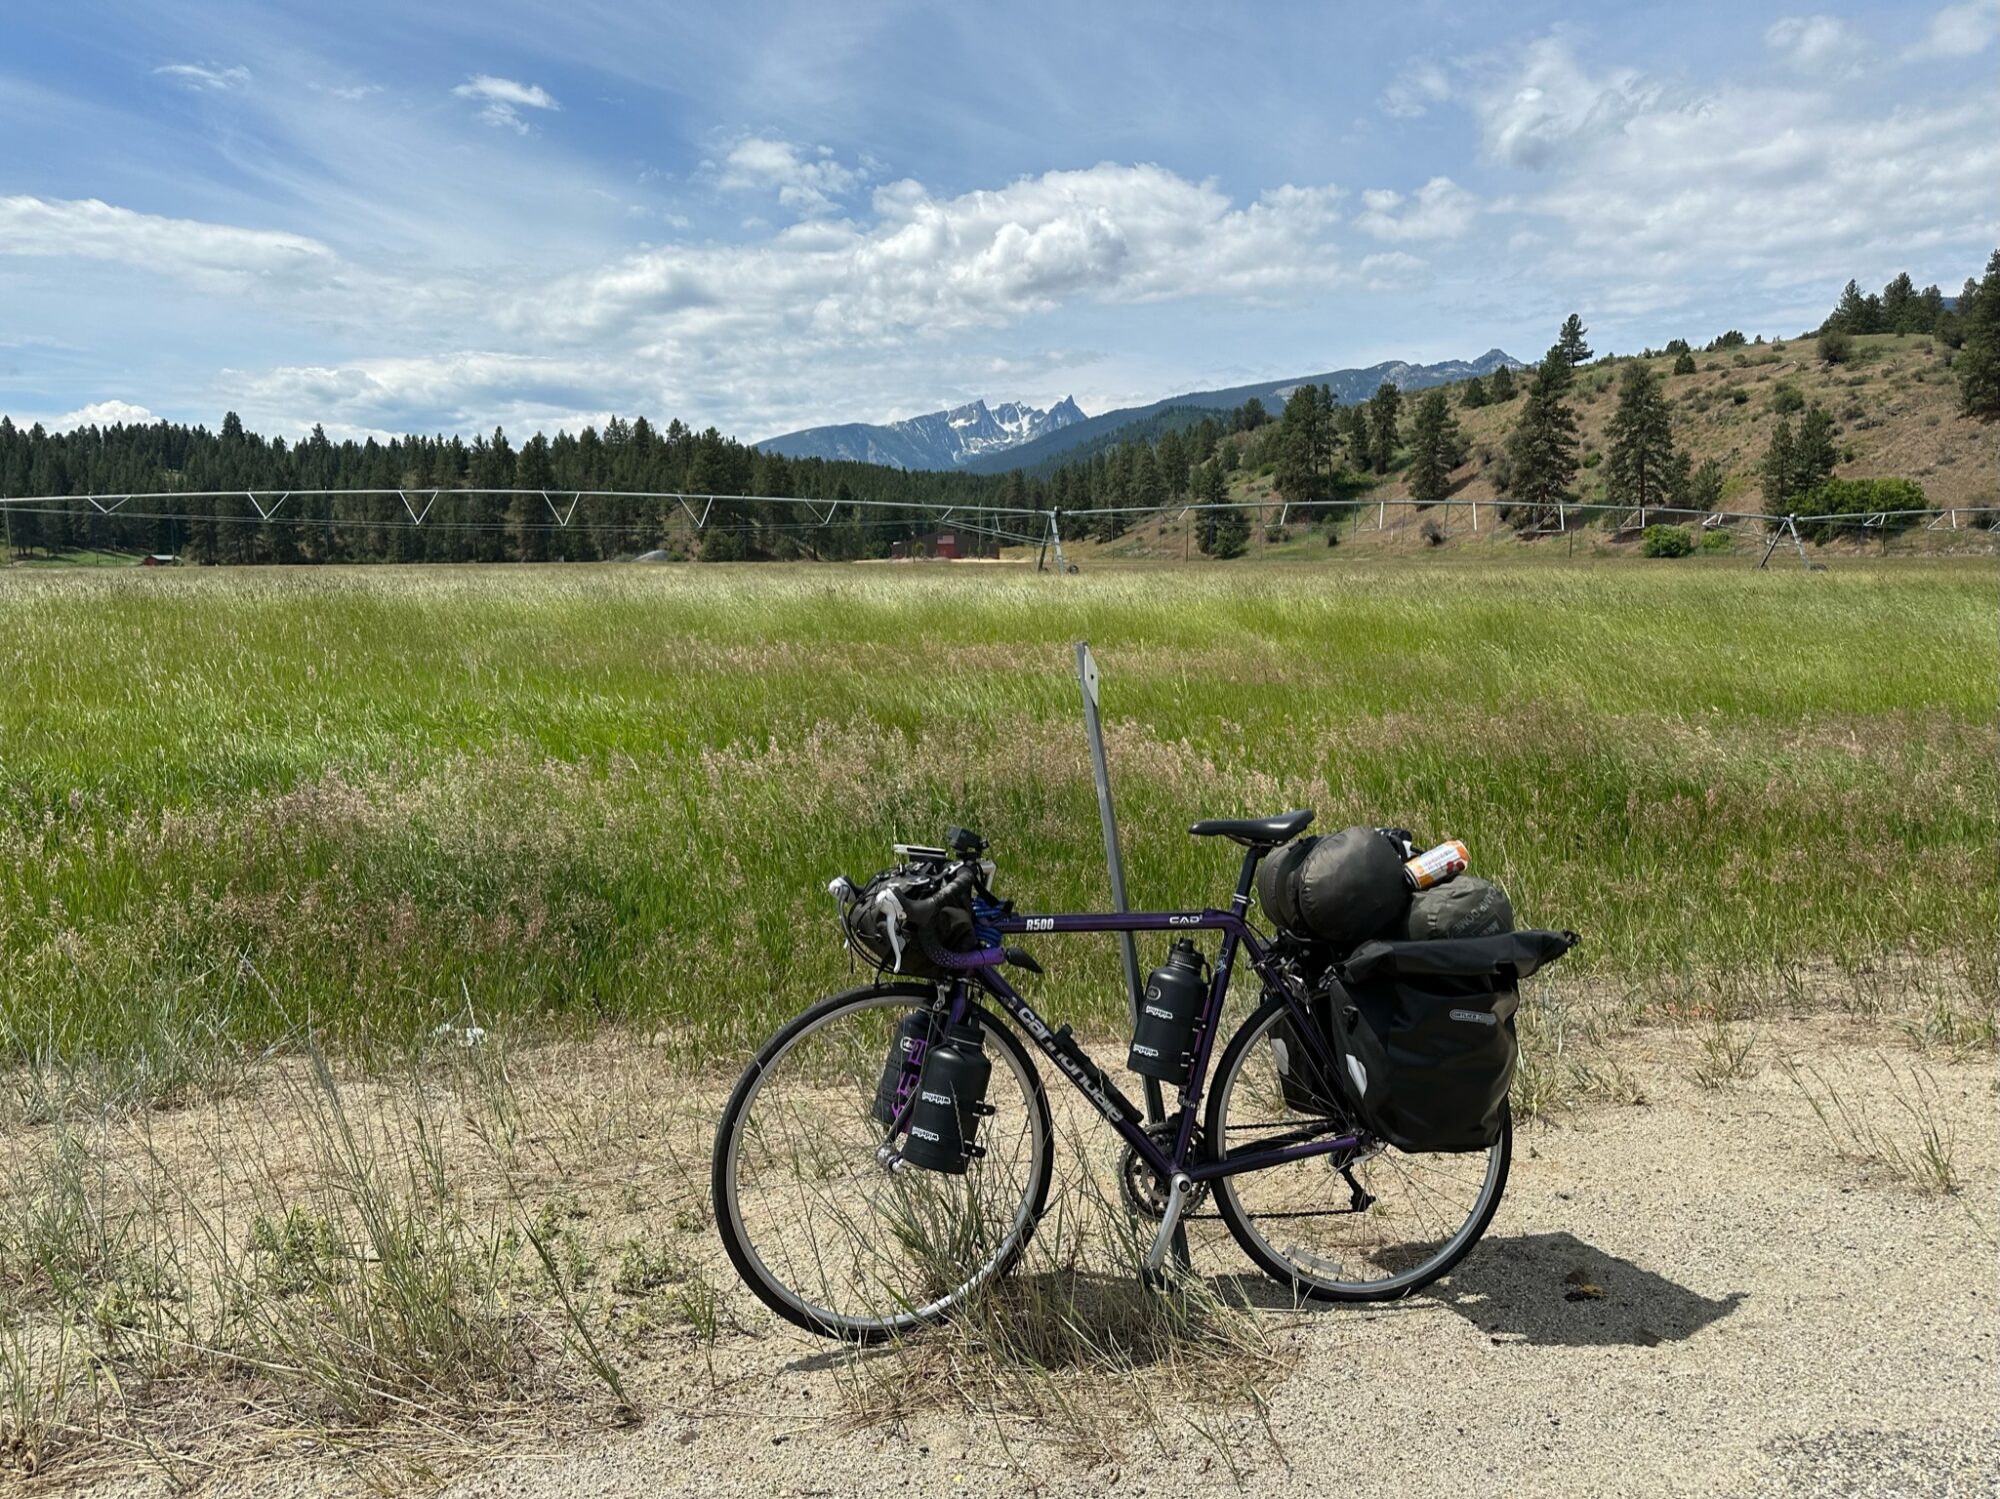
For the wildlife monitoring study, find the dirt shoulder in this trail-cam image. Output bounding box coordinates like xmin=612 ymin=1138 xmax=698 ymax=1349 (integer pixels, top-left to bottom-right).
xmin=90 ymin=1016 xmax=1976 ymax=1499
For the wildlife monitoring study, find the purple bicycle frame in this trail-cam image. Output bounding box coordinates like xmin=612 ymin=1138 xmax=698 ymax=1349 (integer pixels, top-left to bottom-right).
xmin=935 ymin=896 xmax=1363 ymax=1186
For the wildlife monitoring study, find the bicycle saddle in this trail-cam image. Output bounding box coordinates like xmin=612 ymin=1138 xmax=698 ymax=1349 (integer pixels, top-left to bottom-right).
xmin=1187 ymin=809 xmax=1314 ymax=847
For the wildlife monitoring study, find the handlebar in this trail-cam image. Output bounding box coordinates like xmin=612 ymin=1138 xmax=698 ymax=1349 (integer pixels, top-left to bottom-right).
xmin=906 ymin=864 xmax=1007 ymax=971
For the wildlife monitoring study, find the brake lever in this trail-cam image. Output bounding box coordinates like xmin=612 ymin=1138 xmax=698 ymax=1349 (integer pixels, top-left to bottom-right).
xmin=873 ymin=886 xmax=908 ymax=971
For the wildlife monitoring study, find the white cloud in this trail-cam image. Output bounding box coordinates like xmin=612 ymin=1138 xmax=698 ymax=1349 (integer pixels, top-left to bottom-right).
xmin=54 ymin=400 xmax=157 ymax=431
xmin=718 ymin=137 xmax=862 ymax=215
xmin=1764 ymin=16 xmax=1864 ymax=72
xmin=153 ymin=62 xmax=250 ymax=92
xmin=1491 ymin=44 xmax=1999 ymax=318
xmin=452 ymin=74 xmax=560 ymax=134
xmin=1359 ymin=251 xmax=1426 ymax=288
xmin=315 ymin=82 xmax=383 ymax=102
xmin=1474 ymin=37 xmax=1659 ymax=169
xmin=1904 ymin=0 xmax=2000 ymax=58
xmin=1356 ymin=177 xmax=1479 ymax=241
xmin=0 ymin=196 xmax=337 ymax=285
xmin=1379 ymin=61 xmax=1450 ymax=119
xmin=524 ymin=164 xmax=1348 ymax=348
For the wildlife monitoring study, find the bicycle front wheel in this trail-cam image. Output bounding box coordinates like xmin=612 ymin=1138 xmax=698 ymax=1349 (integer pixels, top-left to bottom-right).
xmin=711 ymin=983 xmax=1053 ymax=1341
xmin=1206 ymin=996 xmax=1509 ymax=1301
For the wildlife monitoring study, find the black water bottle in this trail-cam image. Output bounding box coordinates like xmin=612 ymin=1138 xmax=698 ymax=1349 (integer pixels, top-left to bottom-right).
xmin=869 ymin=1011 xmax=941 ymax=1125
xmin=1127 ymin=940 xmax=1209 ymax=1083
xmin=900 ymin=1023 xmax=994 ymax=1174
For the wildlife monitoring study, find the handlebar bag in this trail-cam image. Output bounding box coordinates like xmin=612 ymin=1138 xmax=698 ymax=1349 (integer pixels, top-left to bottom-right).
xmin=842 ymin=868 xmax=978 ymax=980
xmin=1324 ymin=930 xmax=1578 ymax=1153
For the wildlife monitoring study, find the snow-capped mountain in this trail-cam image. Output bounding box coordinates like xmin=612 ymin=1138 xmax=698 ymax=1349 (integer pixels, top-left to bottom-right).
xmin=755 ymin=396 xmax=1087 ymax=470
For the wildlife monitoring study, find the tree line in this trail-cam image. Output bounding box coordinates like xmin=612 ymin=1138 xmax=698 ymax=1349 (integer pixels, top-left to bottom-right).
xmin=0 ymin=412 xmax=1034 ymax=564
xmin=6 ymin=251 xmax=1994 ymax=563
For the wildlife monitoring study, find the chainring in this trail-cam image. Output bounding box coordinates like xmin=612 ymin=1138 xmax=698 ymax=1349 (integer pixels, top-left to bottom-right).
xmin=1118 ymin=1122 xmax=1210 ymax=1220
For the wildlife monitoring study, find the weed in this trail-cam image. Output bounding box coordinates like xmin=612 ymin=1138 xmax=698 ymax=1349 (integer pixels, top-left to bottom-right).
xmin=1692 ymin=1022 xmax=1759 ymax=1088
xmin=1779 ymin=1053 xmax=1962 ymax=1196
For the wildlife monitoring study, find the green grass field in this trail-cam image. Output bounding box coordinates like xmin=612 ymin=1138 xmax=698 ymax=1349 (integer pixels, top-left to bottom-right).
xmin=1 ymin=558 xmax=1992 ymax=1070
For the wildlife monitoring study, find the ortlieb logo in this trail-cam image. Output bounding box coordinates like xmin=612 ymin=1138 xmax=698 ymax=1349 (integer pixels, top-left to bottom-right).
xmin=1449 ymin=1008 xmax=1497 ymax=1026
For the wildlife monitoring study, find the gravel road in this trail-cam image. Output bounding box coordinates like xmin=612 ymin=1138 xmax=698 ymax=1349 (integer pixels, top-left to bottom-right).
xmin=88 ymin=1020 xmax=1999 ymax=1499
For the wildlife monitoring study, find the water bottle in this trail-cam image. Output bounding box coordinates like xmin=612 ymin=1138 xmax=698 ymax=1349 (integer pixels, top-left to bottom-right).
xmin=1127 ymin=940 xmax=1210 ymax=1083
xmin=899 ymin=1023 xmax=994 ymax=1174
xmin=869 ymin=1011 xmax=940 ymax=1125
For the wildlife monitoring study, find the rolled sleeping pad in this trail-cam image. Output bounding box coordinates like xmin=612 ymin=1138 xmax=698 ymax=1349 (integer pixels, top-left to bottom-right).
xmin=1295 ymin=825 xmax=1411 ymax=951
xmin=1256 ymin=834 xmax=1318 ymax=935
xmin=1396 ymin=875 xmax=1514 ymax=941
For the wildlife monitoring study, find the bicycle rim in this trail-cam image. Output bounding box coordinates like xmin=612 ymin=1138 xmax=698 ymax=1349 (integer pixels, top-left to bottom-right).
xmin=715 ymin=988 xmax=1051 ymax=1339
xmin=1208 ymin=998 xmax=1508 ymax=1301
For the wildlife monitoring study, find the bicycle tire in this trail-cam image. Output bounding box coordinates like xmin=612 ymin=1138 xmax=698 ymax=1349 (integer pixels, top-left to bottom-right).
xmin=711 ymin=982 xmax=1054 ymax=1341
xmin=1205 ymin=995 xmax=1510 ymax=1302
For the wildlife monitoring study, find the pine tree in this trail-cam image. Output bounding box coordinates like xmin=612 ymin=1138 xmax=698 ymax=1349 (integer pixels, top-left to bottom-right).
xmin=1134 ymin=445 xmax=1165 ymax=509
xmin=1505 ymin=348 xmax=1581 ymax=520
xmin=1604 ymin=363 xmax=1677 ymax=509
xmin=1916 ymin=284 xmax=1948 ymax=336
xmin=1687 ymin=459 xmax=1726 ymax=512
xmin=1338 ymin=403 xmax=1370 ymax=464
xmin=1461 ymin=375 xmax=1488 ymax=408
xmin=1881 ymin=272 xmax=1918 ymax=333
xmin=1828 ymin=279 xmax=1872 ymax=334
xmin=1488 ymin=363 xmax=1517 ymax=401
xmin=1957 ymin=249 xmax=2000 ymax=418
xmin=1794 ymin=404 xmax=1838 ymax=493
xmin=1366 ymin=381 xmax=1402 ymax=473
xmin=1406 ymin=390 xmax=1464 ymax=506
xmin=1673 ymin=350 xmax=1698 ymax=376
xmin=1274 ymin=383 xmax=1335 ymax=502
xmin=1760 ymin=417 xmax=1797 ymax=511
xmin=1556 ymin=313 xmax=1592 ymax=365
xmin=1157 ymin=429 xmax=1189 ymax=497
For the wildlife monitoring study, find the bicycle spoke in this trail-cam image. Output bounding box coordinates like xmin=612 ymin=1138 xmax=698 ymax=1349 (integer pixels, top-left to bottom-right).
xmin=718 ymin=993 xmax=1047 ymax=1336
xmin=1212 ymin=1000 xmax=1506 ymax=1299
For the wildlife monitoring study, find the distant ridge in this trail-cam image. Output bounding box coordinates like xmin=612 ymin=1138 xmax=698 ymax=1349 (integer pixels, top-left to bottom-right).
xmin=960 ymin=350 xmax=1524 ymax=473
xmin=756 ymin=396 xmax=1086 ymax=470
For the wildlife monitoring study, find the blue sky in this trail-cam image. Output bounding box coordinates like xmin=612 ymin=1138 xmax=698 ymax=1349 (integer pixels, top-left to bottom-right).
xmin=2 ymin=0 xmax=1995 ymax=441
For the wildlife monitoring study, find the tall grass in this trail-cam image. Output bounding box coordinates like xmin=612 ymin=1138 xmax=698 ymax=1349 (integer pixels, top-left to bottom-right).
xmin=1 ymin=559 xmax=1993 ymax=1066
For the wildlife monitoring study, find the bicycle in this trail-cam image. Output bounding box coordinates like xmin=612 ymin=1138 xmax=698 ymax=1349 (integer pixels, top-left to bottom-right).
xmin=711 ymin=811 xmax=1532 ymax=1342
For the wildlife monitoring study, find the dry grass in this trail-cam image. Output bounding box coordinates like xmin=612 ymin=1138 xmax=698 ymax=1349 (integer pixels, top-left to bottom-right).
xmin=831 ymin=1114 xmax=1292 ymax=1466
xmin=1777 ymin=1051 xmax=1968 ymax=1198
xmin=0 ymin=1035 xmax=730 ymax=1485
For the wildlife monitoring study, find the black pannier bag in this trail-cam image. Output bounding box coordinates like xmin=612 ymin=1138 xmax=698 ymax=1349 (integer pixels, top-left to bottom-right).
xmin=1324 ymin=930 xmax=1578 ymax=1153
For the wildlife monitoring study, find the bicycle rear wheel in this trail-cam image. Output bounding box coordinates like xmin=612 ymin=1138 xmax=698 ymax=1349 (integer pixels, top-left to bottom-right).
xmin=712 ymin=983 xmax=1053 ymax=1341
xmin=1206 ymin=996 xmax=1509 ymax=1301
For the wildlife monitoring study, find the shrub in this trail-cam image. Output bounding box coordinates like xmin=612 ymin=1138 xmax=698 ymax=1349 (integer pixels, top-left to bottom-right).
xmin=1725 ymin=386 xmax=1750 ymax=406
xmin=1768 ymin=384 xmax=1806 ymax=415
xmin=1793 ymin=476 xmax=1927 ymax=542
xmin=1698 ymin=528 xmax=1734 ymax=553
xmin=1641 ymin=524 xmax=1693 ymax=558
xmin=1420 ymin=518 xmax=1446 ymax=547
xmin=1673 ymin=351 xmax=1697 ymax=376
xmin=1581 ymin=450 xmax=1602 ymax=468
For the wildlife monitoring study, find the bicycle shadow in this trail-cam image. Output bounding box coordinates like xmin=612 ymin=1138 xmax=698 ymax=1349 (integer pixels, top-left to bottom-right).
xmin=1421 ymin=1231 xmax=1746 ymax=1347
xmin=1205 ymin=1231 xmax=1743 ymax=1350
xmin=783 ymin=1268 xmax=1254 ymax=1375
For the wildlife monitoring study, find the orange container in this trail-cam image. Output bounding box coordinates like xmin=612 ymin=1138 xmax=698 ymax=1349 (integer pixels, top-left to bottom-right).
xmin=1403 ymin=839 xmax=1469 ymax=890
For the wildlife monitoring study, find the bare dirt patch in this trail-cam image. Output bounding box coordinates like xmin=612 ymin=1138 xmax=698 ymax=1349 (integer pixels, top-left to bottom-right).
xmin=16 ymin=1007 xmax=1992 ymax=1499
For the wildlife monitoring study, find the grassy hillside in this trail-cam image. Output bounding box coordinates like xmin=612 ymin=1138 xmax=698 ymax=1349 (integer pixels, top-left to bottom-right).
xmin=1422 ymin=333 xmax=1996 ymax=512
